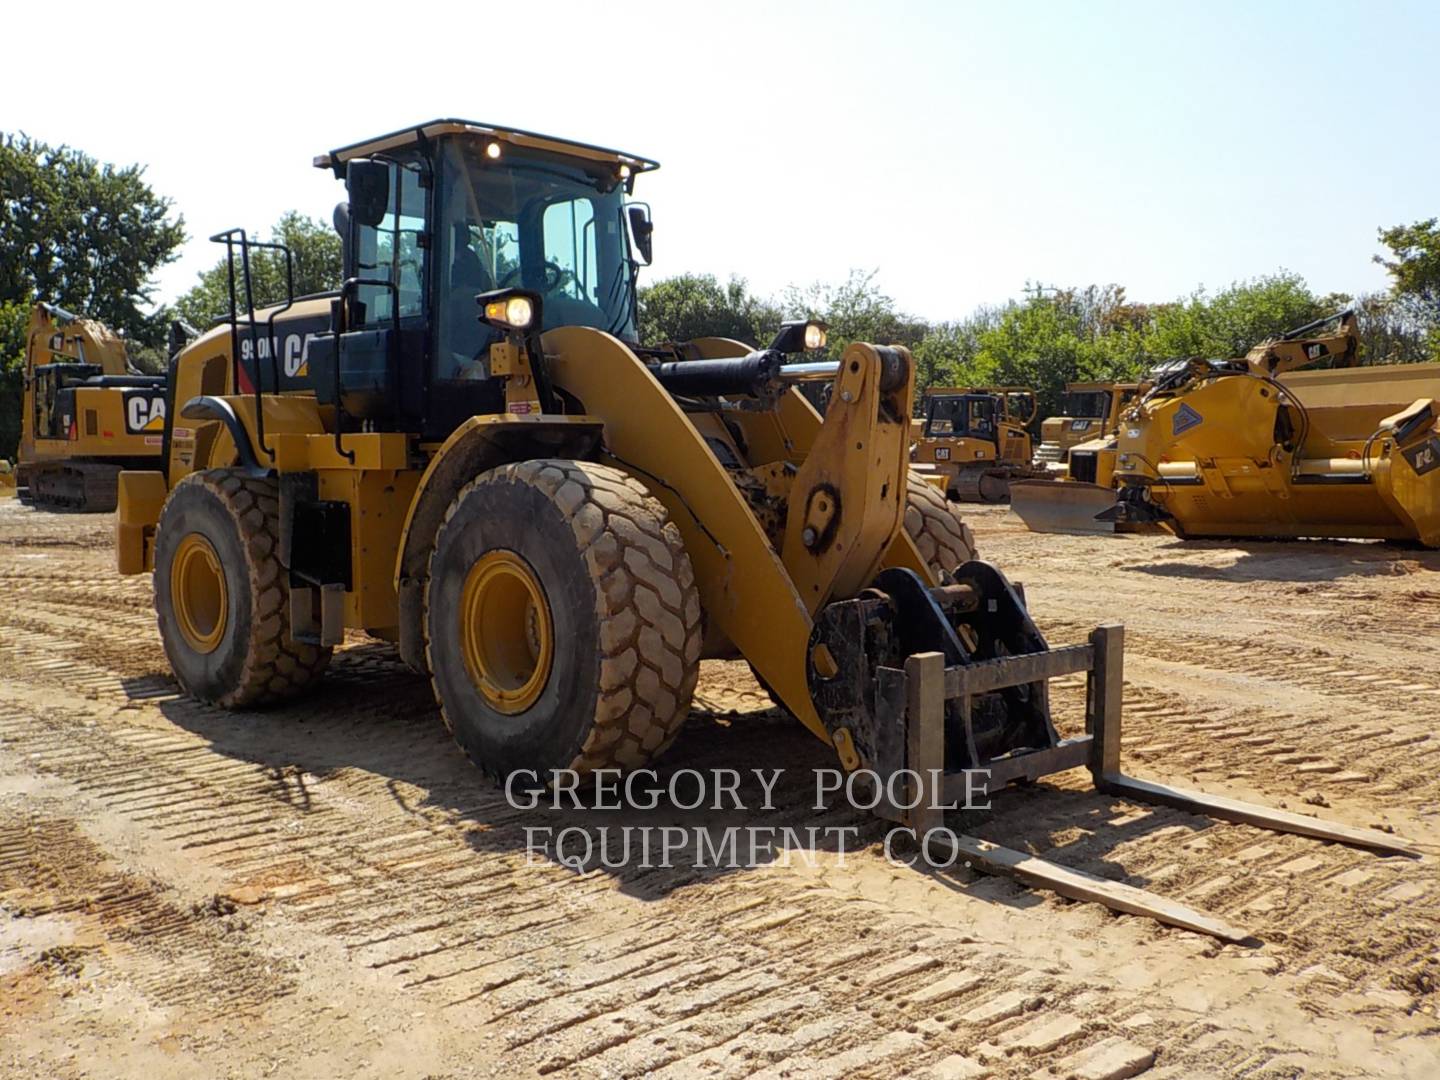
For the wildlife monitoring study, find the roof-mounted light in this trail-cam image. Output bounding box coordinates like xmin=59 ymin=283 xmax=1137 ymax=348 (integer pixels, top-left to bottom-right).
xmin=484 ymin=141 xmax=503 ymax=160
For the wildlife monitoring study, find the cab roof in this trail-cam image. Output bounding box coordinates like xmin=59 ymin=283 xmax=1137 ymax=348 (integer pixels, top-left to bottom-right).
xmin=314 ymin=119 xmax=660 ymax=176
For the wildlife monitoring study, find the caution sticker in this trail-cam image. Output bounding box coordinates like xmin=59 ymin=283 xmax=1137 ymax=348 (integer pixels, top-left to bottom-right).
xmin=1402 ymin=436 xmax=1440 ymax=476
xmin=1172 ymin=403 xmax=1203 ymax=436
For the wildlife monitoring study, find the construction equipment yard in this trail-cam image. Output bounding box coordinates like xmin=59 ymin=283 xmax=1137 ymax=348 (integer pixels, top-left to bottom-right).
xmin=1 ymin=499 xmax=1435 ymax=1079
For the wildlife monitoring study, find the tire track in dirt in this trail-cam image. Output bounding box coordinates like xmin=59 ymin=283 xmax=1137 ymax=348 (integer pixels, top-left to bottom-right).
xmin=2 ymin=502 xmax=1438 ymax=1077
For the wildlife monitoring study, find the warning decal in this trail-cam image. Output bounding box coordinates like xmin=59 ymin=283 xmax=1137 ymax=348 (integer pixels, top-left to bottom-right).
xmin=1172 ymin=403 xmax=1204 ymax=437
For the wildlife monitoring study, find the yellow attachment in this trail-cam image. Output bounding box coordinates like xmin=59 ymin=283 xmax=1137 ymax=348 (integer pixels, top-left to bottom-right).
xmin=832 ymin=727 xmax=861 ymax=771
xmin=542 ymin=326 xmax=824 ymax=739
xmin=783 ymin=342 xmax=913 ymax=610
xmin=116 ymin=470 xmax=168 ymax=574
xmin=459 ymin=550 xmax=554 ymax=714
xmin=171 ymin=533 xmax=228 ymax=654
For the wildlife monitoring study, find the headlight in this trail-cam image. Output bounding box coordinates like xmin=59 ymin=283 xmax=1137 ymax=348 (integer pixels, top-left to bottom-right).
xmin=476 ymin=288 xmax=541 ymax=332
xmin=767 ymin=318 xmax=830 ymax=354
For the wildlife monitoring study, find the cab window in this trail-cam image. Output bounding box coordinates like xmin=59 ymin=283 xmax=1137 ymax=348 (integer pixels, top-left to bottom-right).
xmin=354 ymin=161 xmax=427 ymax=325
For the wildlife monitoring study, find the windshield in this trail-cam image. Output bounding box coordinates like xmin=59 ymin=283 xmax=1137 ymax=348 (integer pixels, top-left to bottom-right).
xmin=925 ymin=395 xmax=996 ymax=438
xmin=435 ymin=138 xmax=637 ymax=380
xmin=1060 ymin=391 xmax=1108 ymax=418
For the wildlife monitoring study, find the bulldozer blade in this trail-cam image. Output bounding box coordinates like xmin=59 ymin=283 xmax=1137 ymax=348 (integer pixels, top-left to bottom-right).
xmin=1100 ymin=774 xmax=1421 ymax=858
xmin=1007 ymin=480 xmax=1118 ymax=534
xmin=933 ymin=832 xmax=1254 ymax=944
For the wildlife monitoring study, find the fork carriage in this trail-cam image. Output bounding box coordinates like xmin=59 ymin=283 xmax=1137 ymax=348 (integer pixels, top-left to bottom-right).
xmin=874 ymin=623 xmax=1419 ymax=942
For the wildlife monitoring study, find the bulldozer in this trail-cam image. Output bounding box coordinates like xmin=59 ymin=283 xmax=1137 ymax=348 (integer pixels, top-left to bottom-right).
xmin=1033 ymin=381 xmax=1137 ymax=471
xmin=16 ymin=303 xmax=167 ymax=511
xmin=1094 ymin=311 xmax=1440 ymax=545
xmin=910 ymin=386 xmax=1042 ymax=501
xmin=1010 ymin=380 xmax=1139 ymax=533
xmin=113 ymin=120 xmax=1413 ymax=940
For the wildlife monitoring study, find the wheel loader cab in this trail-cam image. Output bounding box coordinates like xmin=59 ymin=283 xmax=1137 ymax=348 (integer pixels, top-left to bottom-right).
xmin=317 ymin=129 xmax=648 ymax=441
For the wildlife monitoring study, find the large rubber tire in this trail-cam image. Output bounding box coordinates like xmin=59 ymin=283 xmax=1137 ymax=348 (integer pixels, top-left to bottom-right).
xmin=425 ymin=459 xmax=703 ymax=780
xmin=905 ymin=472 xmax=978 ymax=581
xmin=153 ymin=469 xmax=332 ymax=707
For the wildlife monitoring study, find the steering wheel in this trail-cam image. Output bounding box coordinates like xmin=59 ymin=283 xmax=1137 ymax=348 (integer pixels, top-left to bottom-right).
xmin=500 ymin=260 xmax=565 ymax=293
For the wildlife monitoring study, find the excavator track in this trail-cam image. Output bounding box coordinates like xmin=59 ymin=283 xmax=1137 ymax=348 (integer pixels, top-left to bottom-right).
xmin=25 ymin=461 xmax=122 ymax=512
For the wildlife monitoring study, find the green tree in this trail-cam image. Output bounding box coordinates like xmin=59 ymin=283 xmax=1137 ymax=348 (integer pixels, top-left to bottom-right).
xmin=0 ymin=133 xmax=184 ymax=347
xmin=1375 ymin=218 xmax=1440 ymax=356
xmin=782 ymin=269 xmax=929 ymax=356
xmin=173 ymin=211 xmax=342 ymax=329
xmin=1376 ymin=219 xmax=1440 ymax=309
xmin=970 ymin=284 xmax=1148 ymax=419
xmin=0 ymin=299 xmax=30 ymax=460
xmin=636 ymin=273 xmax=781 ymax=345
xmin=911 ymin=309 xmax=1002 ymax=397
xmin=1145 ymin=272 xmax=1323 ymax=360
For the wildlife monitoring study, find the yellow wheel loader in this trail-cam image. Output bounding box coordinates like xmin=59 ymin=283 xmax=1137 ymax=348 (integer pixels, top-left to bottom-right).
xmin=16 ymin=303 xmax=168 ymax=511
xmin=1103 ymin=310 xmax=1440 ymax=545
xmin=910 ymin=386 xmax=1042 ymax=501
xmin=115 ymin=121 xmax=1413 ymax=939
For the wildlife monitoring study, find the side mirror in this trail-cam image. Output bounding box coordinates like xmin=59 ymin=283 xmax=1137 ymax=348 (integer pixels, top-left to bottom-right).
xmin=627 ymin=204 xmax=653 ymax=266
xmin=347 ymin=159 xmax=390 ymax=228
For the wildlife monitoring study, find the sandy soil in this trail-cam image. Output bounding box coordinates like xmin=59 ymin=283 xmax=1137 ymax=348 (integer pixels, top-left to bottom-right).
xmin=0 ymin=498 xmax=1437 ymax=1078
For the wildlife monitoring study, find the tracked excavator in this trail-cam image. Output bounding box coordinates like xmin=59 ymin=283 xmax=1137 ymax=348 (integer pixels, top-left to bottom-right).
xmin=113 ymin=121 xmax=1414 ymax=940
xmin=16 ymin=303 xmax=167 ymax=511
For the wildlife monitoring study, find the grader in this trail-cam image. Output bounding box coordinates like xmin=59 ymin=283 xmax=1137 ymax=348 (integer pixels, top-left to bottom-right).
xmin=116 ymin=120 xmax=1414 ymax=939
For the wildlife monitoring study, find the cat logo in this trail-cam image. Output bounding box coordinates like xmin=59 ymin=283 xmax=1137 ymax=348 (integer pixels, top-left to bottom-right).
xmin=125 ymin=394 xmax=166 ymax=434
xmin=240 ymin=332 xmax=311 ymax=378
xmin=286 ymin=333 xmax=311 ymax=378
xmin=1172 ymin=402 xmax=1203 ymax=436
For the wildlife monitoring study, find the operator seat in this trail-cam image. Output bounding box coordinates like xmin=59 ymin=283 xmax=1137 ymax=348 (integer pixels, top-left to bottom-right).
xmin=446 ymin=223 xmax=498 ymax=376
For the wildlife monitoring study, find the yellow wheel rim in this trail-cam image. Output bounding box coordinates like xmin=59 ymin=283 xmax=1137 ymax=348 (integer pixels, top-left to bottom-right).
xmin=459 ymin=550 xmax=554 ymax=714
xmin=171 ymin=533 xmax=228 ymax=655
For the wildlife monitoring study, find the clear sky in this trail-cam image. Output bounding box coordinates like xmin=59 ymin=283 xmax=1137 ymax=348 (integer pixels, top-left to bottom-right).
xmin=5 ymin=0 xmax=1437 ymax=320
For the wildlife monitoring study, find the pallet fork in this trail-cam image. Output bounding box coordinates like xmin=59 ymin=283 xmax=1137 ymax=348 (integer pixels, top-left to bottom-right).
xmin=888 ymin=624 xmax=1420 ymax=943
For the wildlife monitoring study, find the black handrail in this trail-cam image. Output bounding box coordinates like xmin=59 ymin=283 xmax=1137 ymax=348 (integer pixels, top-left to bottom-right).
xmin=207 ymin=229 xmax=296 ymax=463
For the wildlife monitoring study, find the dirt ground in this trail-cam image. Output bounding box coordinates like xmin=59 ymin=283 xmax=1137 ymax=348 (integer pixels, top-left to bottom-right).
xmin=1 ymin=497 xmax=1437 ymax=1079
